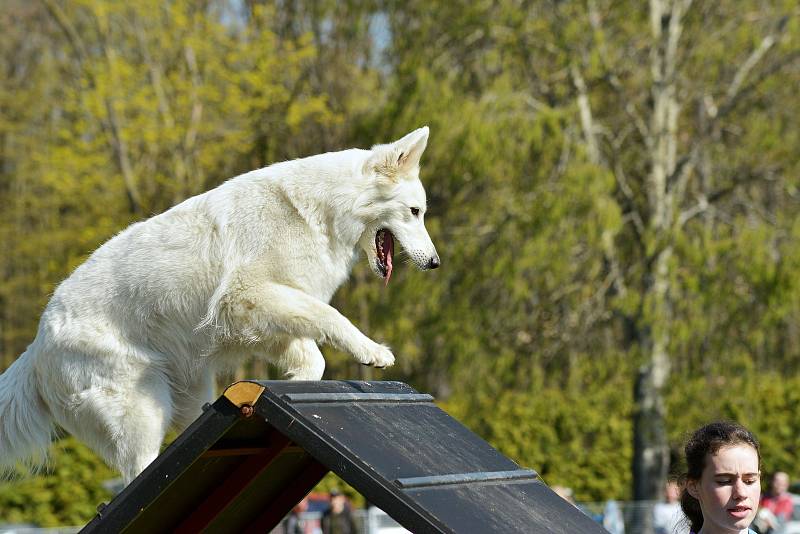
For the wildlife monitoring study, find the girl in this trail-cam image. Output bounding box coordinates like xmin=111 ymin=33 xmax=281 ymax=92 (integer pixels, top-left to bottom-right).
xmin=680 ymin=421 xmax=761 ymax=534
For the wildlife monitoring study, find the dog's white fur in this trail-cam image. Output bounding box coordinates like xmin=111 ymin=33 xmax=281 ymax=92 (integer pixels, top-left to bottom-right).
xmin=0 ymin=127 xmax=438 ymax=482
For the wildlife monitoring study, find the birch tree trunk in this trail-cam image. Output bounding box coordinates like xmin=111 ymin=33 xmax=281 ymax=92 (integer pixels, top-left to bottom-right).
xmin=631 ymin=1 xmax=689 ymax=530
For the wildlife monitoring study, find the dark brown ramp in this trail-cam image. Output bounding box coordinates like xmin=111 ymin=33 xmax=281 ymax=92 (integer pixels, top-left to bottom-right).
xmin=81 ymin=380 xmax=605 ymax=534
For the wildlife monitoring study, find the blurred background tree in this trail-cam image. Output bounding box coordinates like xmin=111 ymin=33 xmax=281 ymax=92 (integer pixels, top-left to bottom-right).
xmin=1 ymin=0 xmax=798 ymax=528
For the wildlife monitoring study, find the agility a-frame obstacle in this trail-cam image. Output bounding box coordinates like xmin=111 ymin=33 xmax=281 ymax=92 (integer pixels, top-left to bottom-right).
xmin=81 ymin=380 xmax=605 ymax=533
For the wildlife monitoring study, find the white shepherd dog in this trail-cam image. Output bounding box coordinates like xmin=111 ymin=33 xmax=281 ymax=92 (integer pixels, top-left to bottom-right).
xmin=0 ymin=127 xmax=439 ymax=482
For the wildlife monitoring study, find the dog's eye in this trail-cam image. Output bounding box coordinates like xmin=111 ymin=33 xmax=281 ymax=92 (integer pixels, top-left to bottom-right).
xmin=410 ymin=207 xmax=420 ymax=217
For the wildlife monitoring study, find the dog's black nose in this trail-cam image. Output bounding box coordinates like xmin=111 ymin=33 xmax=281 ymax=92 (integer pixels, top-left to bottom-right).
xmin=427 ymin=256 xmax=440 ymax=269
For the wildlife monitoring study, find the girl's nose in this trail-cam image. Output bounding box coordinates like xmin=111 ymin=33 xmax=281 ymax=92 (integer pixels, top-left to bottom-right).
xmin=732 ymin=479 xmax=747 ymax=498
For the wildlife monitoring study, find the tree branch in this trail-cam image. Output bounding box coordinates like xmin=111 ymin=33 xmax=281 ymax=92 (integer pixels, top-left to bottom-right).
xmin=570 ymin=63 xmax=600 ymax=165
xmin=184 ymin=43 xmax=205 ymax=193
xmin=40 ymin=0 xmax=89 ymax=64
xmin=667 ymin=15 xmax=792 ymax=206
xmin=676 ymin=194 xmax=708 ymax=228
xmin=723 ymin=16 xmax=787 ymax=109
xmin=587 ymin=0 xmax=652 ymax=148
xmin=94 ymin=8 xmax=143 ymax=214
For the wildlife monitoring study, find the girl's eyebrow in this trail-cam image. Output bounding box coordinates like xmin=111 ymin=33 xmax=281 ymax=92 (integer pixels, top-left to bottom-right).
xmin=713 ymin=472 xmax=760 ymax=477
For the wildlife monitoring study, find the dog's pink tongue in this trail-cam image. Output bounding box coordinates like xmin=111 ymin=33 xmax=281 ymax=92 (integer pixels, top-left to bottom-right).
xmin=384 ymin=234 xmax=394 ymax=287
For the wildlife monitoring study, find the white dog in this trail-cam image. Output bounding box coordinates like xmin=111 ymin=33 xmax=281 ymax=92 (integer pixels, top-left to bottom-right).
xmin=0 ymin=127 xmax=439 ymax=482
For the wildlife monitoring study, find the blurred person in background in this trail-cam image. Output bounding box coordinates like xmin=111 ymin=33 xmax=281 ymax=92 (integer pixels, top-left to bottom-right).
xmin=654 ymin=480 xmax=685 ymax=534
xmin=603 ymin=498 xmax=626 ymax=534
xmin=753 ymin=472 xmax=793 ymax=534
xmin=321 ymin=489 xmax=356 ymax=534
xmin=761 ymin=472 xmax=793 ymax=522
xmin=552 ymin=485 xmax=576 ymax=506
xmin=284 ymin=496 xmax=310 ymax=534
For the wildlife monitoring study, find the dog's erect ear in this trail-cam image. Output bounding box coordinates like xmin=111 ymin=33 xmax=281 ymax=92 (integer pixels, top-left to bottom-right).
xmin=392 ymin=127 xmax=429 ymax=170
xmin=366 ymin=126 xmax=429 ymax=180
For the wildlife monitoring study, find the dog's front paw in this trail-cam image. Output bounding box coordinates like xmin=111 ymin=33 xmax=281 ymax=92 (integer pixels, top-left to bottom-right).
xmin=356 ymin=341 xmax=395 ymax=369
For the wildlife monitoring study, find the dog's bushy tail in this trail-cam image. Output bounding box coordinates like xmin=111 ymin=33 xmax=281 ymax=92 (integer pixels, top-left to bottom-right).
xmin=0 ymin=350 xmax=55 ymax=476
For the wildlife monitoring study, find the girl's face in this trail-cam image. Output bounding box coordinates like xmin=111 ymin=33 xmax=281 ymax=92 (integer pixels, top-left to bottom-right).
xmin=688 ymin=444 xmax=761 ymax=534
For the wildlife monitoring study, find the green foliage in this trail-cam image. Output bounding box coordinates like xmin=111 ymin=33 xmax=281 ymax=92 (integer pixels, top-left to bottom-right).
xmin=443 ymin=356 xmax=633 ymax=501
xmin=666 ymin=374 xmax=800 ymax=479
xmin=0 ymin=438 xmax=115 ymax=527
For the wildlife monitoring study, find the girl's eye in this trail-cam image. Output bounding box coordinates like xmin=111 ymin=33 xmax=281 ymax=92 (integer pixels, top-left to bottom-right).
xmin=410 ymin=207 xmax=420 ymax=216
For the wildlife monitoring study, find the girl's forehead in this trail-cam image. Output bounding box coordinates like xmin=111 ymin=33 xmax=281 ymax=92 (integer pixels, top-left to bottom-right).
xmin=706 ymin=444 xmax=759 ymax=472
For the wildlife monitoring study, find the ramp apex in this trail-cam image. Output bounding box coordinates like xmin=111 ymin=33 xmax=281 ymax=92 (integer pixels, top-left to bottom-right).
xmin=222 ymin=380 xmax=265 ymax=407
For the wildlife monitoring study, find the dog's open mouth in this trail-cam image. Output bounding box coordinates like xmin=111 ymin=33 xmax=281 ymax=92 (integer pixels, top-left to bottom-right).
xmin=376 ymin=229 xmax=394 ymax=286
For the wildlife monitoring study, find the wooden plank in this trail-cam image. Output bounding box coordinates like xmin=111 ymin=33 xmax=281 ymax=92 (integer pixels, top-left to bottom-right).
xmin=200 ymin=447 xmax=268 ymax=458
xmin=174 ymin=432 xmax=290 ymax=534
xmin=243 ymin=459 xmax=330 ymax=534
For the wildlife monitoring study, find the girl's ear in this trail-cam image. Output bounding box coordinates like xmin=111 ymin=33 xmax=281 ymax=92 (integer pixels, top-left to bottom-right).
xmin=686 ymin=479 xmax=700 ymax=500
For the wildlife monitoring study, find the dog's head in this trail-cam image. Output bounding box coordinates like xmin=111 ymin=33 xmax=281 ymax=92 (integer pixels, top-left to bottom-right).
xmin=358 ymin=127 xmax=440 ymax=286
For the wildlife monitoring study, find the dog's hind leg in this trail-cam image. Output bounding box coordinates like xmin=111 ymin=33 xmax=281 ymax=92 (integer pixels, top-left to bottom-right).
xmin=52 ymin=368 xmax=173 ymax=484
xmin=278 ymin=338 xmax=325 ymax=380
